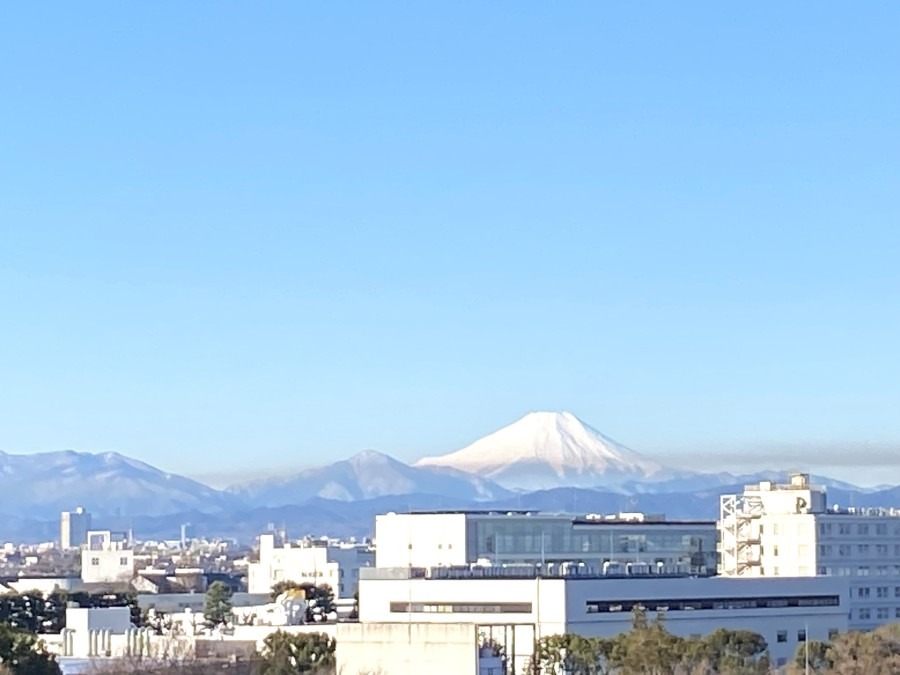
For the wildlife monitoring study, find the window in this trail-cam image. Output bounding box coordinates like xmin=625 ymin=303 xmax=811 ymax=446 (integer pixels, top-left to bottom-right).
xmin=859 ymin=608 xmax=871 ymax=620
xmin=857 ymin=587 xmax=870 ymax=598
xmin=391 ymin=601 xmax=532 ymax=614
xmin=877 ymin=587 xmax=888 ymax=598
xmin=839 ymin=524 xmax=851 ymax=535
xmin=896 ymin=608 xmax=900 ymax=619
xmin=838 ymin=545 xmax=851 ymax=557
xmin=877 ymin=545 xmax=888 ymax=557
xmin=584 ymin=594 xmax=840 ymax=614
xmin=858 ymin=524 xmax=869 ymax=536
xmin=777 ymin=631 xmax=788 ymax=643
xmin=773 ymin=545 xmax=780 ymax=557
xmin=876 ymin=524 xmax=888 ymax=536
xmin=859 ymin=566 xmax=870 ymax=576
xmin=119 ymin=557 xmax=129 ymax=566
xmin=828 ymin=629 xmax=839 ymax=640
xmin=877 ymin=566 xmax=889 ymax=577
xmin=91 ymin=557 xmax=99 ymax=566
xmin=858 ymin=544 xmax=870 ymax=555
xmin=895 ymin=587 xmax=900 ymax=598
xmin=877 ymin=608 xmax=889 ymax=620
xmin=798 ymin=629 xmax=807 ymax=642
xmin=819 ymin=545 xmax=833 ymax=557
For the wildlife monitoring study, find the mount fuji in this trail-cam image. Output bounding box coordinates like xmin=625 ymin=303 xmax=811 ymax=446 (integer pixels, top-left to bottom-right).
xmin=415 ymin=411 xmax=685 ymax=491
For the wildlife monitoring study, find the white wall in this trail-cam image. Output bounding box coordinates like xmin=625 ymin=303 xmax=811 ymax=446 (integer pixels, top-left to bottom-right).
xmin=248 ymin=535 xmax=373 ymax=597
xmin=375 ymin=513 xmax=469 ymax=568
xmin=358 ymin=574 xmax=848 ymax=670
xmin=338 ymin=622 xmax=478 ymax=675
xmin=81 ymin=549 xmax=134 ymax=584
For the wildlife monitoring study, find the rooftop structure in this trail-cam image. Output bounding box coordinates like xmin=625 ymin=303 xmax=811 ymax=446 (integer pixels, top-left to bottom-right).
xmin=375 ymin=511 xmax=716 ymax=575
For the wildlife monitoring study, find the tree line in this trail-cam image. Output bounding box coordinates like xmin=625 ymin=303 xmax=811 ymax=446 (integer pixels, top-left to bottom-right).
xmin=530 ymin=607 xmax=769 ymax=674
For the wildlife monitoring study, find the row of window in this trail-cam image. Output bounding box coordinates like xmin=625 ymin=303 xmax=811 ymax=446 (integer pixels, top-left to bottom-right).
xmin=585 ymin=595 xmax=840 ymax=614
xmin=855 ymin=586 xmax=900 ymax=599
xmin=389 ymin=602 xmax=532 ymax=614
xmin=819 ymin=522 xmax=898 ymax=536
xmin=818 ymin=565 xmax=900 ymax=577
xmin=819 ymin=544 xmax=899 ymax=557
xmin=857 ymin=607 xmax=900 ymax=621
xmin=775 ymin=629 xmax=841 ymax=643
xmin=89 ymin=556 xmax=130 ymax=566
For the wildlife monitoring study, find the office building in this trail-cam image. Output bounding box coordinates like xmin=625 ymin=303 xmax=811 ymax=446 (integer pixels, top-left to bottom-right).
xmin=719 ymin=473 xmax=900 ymax=630
xmin=60 ymin=507 xmax=92 ymax=550
xmin=338 ymin=567 xmax=848 ymax=674
xmin=375 ymin=510 xmax=716 ymax=575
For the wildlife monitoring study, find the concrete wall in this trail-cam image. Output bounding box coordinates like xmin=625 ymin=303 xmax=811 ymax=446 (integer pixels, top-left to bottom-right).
xmin=375 ymin=513 xmax=469 ymax=569
xmin=81 ymin=549 xmax=134 ymax=584
xmin=337 ymin=622 xmax=478 ymax=675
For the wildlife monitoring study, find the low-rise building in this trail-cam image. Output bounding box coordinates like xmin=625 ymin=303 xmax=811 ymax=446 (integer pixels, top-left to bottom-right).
xmin=81 ymin=531 xmax=134 ymax=585
xmin=339 ymin=567 xmax=848 ymax=674
xmin=246 ymin=534 xmax=373 ymax=598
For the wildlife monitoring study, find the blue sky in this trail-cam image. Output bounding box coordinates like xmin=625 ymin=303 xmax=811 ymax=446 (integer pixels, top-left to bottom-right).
xmin=1 ymin=3 xmax=898 ymax=486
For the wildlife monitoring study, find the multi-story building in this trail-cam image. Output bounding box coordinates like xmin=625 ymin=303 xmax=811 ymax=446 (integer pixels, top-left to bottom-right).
xmin=338 ymin=565 xmax=848 ymax=674
xmin=60 ymin=507 xmax=92 ymax=550
xmin=247 ymin=534 xmax=374 ymax=598
xmin=80 ymin=530 xmax=134 ymax=585
xmin=719 ymin=473 xmax=900 ymax=630
xmin=375 ymin=510 xmax=716 ymax=575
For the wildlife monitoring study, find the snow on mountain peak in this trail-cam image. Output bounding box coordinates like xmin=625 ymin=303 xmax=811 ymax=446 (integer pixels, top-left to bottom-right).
xmin=415 ymin=411 xmax=666 ymax=490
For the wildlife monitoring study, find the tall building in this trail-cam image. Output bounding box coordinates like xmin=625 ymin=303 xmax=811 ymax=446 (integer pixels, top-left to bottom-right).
xmin=60 ymin=506 xmax=92 ymax=550
xmin=375 ymin=511 xmax=717 ymax=575
xmin=719 ymin=473 xmax=900 ymax=630
xmin=247 ymin=534 xmax=374 ymax=598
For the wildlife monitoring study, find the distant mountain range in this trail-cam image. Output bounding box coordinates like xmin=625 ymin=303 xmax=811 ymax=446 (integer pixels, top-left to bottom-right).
xmin=0 ymin=412 xmax=896 ymax=543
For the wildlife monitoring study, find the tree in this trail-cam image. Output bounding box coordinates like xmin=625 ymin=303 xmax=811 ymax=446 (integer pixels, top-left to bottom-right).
xmin=0 ymin=623 xmax=61 ymax=675
xmin=257 ymin=630 xmax=336 ymax=674
xmin=270 ymin=582 xmax=335 ymax=622
xmin=701 ymin=628 xmax=769 ymax=674
xmin=203 ymin=581 xmax=234 ymax=627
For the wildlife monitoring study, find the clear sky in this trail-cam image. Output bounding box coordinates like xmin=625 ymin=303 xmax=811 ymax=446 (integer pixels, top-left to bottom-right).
xmin=1 ymin=3 xmax=898 ymax=487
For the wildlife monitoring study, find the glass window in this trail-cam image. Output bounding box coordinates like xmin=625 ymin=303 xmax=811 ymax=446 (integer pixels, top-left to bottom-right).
xmin=777 ymin=631 xmax=787 ymax=643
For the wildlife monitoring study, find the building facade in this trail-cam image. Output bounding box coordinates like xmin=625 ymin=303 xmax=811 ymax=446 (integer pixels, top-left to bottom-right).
xmin=80 ymin=530 xmax=134 ymax=585
xmin=375 ymin=511 xmax=716 ymax=575
xmin=247 ymin=534 xmax=374 ymax=598
xmin=345 ymin=568 xmax=849 ymax=674
xmin=719 ymin=473 xmax=900 ymax=630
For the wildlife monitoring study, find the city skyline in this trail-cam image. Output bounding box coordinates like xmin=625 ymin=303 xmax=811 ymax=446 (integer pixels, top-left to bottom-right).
xmin=2 ymin=3 xmax=898 ymax=484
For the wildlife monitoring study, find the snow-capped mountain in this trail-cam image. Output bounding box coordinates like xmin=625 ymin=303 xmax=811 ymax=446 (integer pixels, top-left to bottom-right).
xmin=0 ymin=450 xmax=237 ymax=518
xmin=227 ymin=450 xmax=511 ymax=506
xmin=415 ymin=411 xmax=682 ymax=491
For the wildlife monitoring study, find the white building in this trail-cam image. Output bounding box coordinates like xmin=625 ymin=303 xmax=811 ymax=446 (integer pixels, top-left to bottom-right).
xmin=338 ymin=567 xmax=849 ymax=674
xmin=61 ymin=507 xmax=92 ymax=550
xmin=247 ymin=534 xmax=374 ymax=598
xmin=375 ymin=511 xmax=717 ymax=575
xmin=719 ymin=473 xmax=900 ymax=630
xmin=80 ymin=531 xmax=134 ymax=585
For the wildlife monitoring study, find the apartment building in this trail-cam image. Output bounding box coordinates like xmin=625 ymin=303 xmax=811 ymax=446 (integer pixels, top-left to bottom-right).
xmin=719 ymin=473 xmax=900 ymax=630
